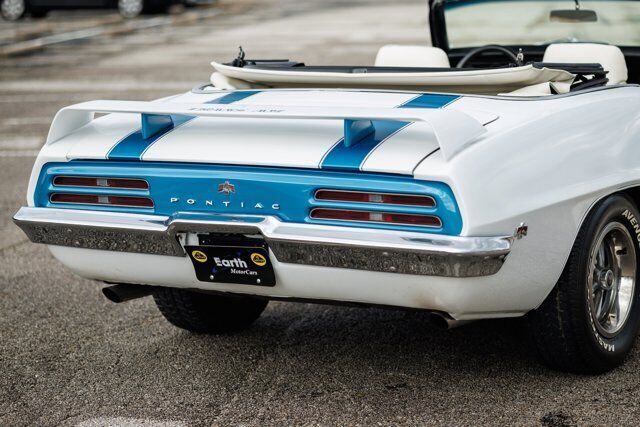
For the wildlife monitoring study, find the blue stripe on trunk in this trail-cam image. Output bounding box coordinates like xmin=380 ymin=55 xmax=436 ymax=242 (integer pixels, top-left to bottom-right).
xmin=107 ymin=90 xmax=262 ymax=161
xmin=213 ymin=90 xmax=262 ymax=104
xmin=320 ymin=93 xmax=459 ymax=171
xmin=107 ymin=115 xmax=194 ymax=161
xmin=401 ymin=93 xmax=459 ymax=109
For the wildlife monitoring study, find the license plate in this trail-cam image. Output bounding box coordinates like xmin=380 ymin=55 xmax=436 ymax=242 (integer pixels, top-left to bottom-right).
xmin=185 ymin=245 xmax=276 ymax=286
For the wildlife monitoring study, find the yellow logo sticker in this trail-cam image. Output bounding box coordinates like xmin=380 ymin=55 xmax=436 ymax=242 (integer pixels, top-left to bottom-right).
xmin=250 ymin=252 xmax=267 ymax=266
xmin=191 ymin=250 xmax=208 ymax=263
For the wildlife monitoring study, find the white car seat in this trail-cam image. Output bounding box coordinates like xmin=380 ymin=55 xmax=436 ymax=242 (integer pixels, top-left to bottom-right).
xmin=375 ymin=45 xmax=451 ymax=68
xmin=542 ymin=43 xmax=628 ymax=85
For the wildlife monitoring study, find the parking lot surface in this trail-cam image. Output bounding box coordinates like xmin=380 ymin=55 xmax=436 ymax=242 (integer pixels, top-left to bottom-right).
xmin=2 ymin=1 xmax=640 ymax=425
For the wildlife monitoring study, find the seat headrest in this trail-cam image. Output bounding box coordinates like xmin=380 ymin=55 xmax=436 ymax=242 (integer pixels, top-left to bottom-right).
xmin=542 ymin=43 xmax=628 ymax=85
xmin=375 ymin=45 xmax=451 ymax=68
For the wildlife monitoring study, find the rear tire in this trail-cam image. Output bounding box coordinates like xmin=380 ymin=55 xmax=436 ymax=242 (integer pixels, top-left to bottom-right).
xmin=153 ymin=287 xmax=268 ymax=334
xmin=528 ymin=194 xmax=640 ymax=373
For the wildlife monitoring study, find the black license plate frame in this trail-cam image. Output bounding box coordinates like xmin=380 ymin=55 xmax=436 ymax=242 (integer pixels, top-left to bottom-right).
xmin=185 ymin=245 xmax=276 ymax=287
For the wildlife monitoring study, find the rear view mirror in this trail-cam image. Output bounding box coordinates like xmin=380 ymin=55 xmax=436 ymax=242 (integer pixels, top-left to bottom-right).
xmin=550 ymin=9 xmax=598 ymax=22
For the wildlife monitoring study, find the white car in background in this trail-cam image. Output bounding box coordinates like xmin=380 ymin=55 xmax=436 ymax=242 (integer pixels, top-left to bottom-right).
xmin=14 ymin=0 xmax=640 ymax=373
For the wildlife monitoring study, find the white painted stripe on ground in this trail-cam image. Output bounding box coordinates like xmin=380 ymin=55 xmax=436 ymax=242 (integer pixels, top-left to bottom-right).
xmin=0 ymin=80 xmax=194 ymax=92
xmin=75 ymin=417 xmax=188 ymax=427
xmin=1 ymin=117 xmax=52 ymax=126
xmin=0 ymin=15 xmax=123 ymax=44
xmin=0 ymin=150 xmax=40 ymax=157
xmin=0 ymin=136 xmax=43 ymax=149
xmin=0 ymin=9 xmax=221 ymax=57
xmin=0 ymin=94 xmax=139 ymax=104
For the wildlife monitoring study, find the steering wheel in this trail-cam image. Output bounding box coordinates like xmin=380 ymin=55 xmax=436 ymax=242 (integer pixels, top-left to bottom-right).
xmin=456 ymin=45 xmax=520 ymax=68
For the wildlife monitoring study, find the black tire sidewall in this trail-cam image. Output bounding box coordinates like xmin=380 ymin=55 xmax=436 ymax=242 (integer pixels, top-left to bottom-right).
xmin=578 ymin=195 xmax=640 ymax=365
xmin=153 ymin=287 xmax=268 ymax=334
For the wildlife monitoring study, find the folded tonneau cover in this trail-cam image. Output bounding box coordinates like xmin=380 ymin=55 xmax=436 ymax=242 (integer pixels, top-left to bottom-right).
xmin=211 ymin=61 xmax=576 ymax=95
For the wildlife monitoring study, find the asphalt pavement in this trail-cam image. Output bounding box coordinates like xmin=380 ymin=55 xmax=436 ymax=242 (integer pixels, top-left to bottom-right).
xmin=2 ymin=1 xmax=640 ymax=425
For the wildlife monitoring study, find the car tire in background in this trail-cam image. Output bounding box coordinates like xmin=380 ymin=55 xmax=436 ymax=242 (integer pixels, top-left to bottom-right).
xmin=1 ymin=0 xmax=26 ymax=21
xmin=153 ymin=287 xmax=269 ymax=334
xmin=528 ymin=194 xmax=640 ymax=373
xmin=118 ymin=0 xmax=143 ymax=18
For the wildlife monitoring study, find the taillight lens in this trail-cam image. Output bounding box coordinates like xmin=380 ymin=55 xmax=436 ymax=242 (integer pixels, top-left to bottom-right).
xmin=315 ymin=189 xmax=435 ymax=207
xmin=310 ymin=208 xmax=441 ymax=228
xmin=53 ymin=176 xmax=148 ymax=190
xmin=50 ymin=193 xmax=154 ymax=208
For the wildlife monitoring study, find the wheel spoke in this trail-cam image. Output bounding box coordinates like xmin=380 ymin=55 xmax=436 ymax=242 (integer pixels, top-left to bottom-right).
xmin=592 ymin=280 xmax=603 ymax=292
xmin=606 ymin=284 xmax=618 ymax=319
xmin=611 ymin=296 xmax=621 ymax=328
xmin=595 ymin=290 xmax=606 ymax=320
xmin=597 ymin=243 xmax=606 ymax=268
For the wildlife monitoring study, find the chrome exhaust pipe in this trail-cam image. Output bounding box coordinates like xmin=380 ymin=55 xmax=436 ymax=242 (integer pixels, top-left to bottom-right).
xmin=102 ymin=284 xmax=155 ymax=303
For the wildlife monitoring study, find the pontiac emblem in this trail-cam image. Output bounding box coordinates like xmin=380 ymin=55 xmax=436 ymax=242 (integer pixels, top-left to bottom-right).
xmin=218 ymin=180 xmax=235 ymax=195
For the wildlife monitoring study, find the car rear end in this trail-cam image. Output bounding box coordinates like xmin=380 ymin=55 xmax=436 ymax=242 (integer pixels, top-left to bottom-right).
xmin=14 ymin=89 xmax=518 ymax=320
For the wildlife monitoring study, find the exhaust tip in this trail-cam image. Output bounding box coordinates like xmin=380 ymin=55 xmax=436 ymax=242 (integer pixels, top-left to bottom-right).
xmin=428 ymin=313 xmax=450 ymax=330
xmin=429 ymin=312 xmax=473 ymax=330
xmin=102 ymin=286 xmax=125 ymax=303
xmin=102 ymin=283 xmax=155 ymax=303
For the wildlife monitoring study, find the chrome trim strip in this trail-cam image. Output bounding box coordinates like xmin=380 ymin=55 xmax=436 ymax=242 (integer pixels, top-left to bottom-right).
xmin=13 ymin=207 xmax=512 ymax=277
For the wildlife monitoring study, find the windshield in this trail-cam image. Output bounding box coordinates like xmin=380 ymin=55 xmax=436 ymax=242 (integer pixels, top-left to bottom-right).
xmin=444 ymin=0 xmax=640 ymax=48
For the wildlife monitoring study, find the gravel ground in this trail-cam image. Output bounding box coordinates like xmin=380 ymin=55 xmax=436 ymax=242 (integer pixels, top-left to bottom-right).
xmin=1 ymin=1 xmax=640 ymax=425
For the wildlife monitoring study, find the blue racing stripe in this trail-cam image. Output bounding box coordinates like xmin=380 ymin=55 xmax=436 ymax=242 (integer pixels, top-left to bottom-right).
xmin=213 ymin=90 xmax=262 ymax=104
xmin=107 ymin=90 xmax=262 ymax=161
xmin=107 ymin=114 xmax=194 ymax=161
xmin=320 ymin=121 xmax=410 ymax=171
xmin=320 ymin=93 xmax=459 ymax=171
xmin=401 ymin=93 xmax=459 ymax=109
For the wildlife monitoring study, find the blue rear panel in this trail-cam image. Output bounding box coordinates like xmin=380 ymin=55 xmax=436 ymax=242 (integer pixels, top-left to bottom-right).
xmin=35 ymin=161 xmax=463 ymax=235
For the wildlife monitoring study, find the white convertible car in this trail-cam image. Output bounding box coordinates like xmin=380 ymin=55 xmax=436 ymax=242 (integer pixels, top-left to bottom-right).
xmin=13 ymin=0 xmax=640 ymax=373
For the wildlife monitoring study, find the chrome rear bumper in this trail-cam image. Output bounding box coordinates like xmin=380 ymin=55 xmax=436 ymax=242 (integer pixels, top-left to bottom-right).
xmin=13 ymin=207 xmax=512 ymax=278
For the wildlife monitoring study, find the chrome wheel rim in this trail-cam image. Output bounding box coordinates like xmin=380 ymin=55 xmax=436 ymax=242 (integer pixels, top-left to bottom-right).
xmin=1 ymin=0 xmax=25 ymax=20
xmin=118 ymin=0 xmax=143 ymax=18
xmin=587 ymin=222 xmax=637 ymax=337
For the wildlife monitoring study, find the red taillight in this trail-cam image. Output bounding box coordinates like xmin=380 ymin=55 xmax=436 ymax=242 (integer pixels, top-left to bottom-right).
xmin=310 ymin=208 xmax=441 ymax=228
xmin=314 ymin=189 xmax=435 ymax=207
xmin=50 ymin=193 xmax=154 ymax=208
xmin=53 ymin=176 xmax=148 ymax=190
